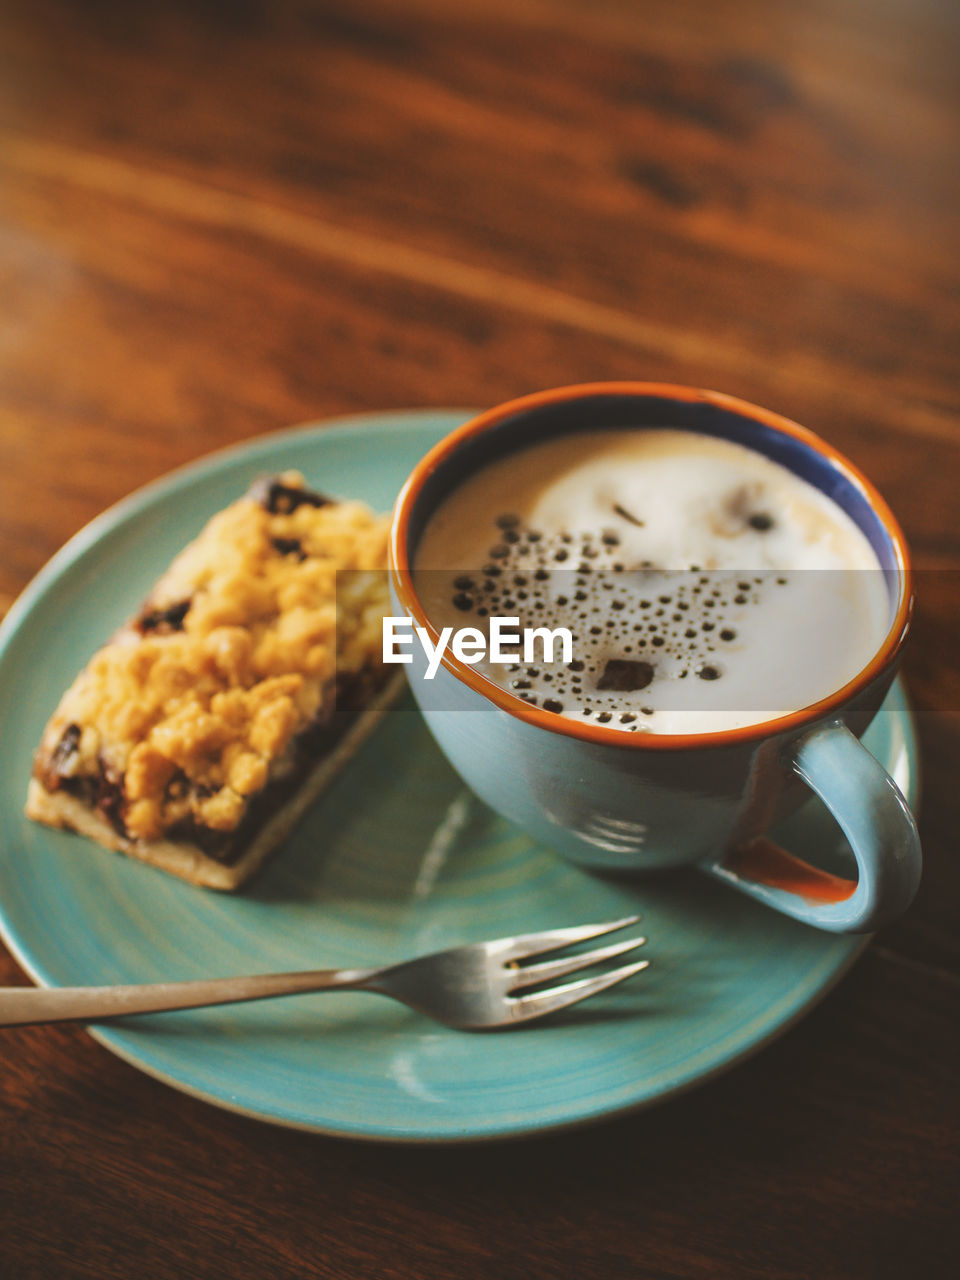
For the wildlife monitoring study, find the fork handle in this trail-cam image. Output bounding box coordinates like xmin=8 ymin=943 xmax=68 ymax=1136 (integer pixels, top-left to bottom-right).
xmin=0 ymin=967 xmax=378 ymax=1027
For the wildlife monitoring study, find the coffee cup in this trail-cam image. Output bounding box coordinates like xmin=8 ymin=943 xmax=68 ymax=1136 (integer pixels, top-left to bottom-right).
xmin=388 ymin=382 xmax=921 ymax=932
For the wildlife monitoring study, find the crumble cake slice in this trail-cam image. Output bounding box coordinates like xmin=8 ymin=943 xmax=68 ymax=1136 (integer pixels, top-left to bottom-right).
xmin=26 ymin=472 xmax=400 ymax=889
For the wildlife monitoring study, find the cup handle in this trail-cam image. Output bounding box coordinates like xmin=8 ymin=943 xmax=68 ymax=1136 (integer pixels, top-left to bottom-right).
xmin=703 ymin=721 xmax=921 ymax=933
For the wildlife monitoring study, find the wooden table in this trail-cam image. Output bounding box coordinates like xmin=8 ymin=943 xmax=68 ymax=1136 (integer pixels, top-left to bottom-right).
xmin=1 ymin=2 xmax=957 ymax=1276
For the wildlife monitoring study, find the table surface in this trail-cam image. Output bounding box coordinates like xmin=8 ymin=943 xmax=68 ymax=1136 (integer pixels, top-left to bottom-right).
xmin=0 ymin=1 xmax=957 ymax=1276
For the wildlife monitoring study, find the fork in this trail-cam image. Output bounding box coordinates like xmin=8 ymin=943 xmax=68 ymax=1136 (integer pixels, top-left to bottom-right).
xmin=0 ymin=916 xmax=647 ymax=1031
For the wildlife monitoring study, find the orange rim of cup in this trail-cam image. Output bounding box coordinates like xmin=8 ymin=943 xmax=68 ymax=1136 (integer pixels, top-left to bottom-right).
xmin=389 ymin=382 xmax=913 ymax=751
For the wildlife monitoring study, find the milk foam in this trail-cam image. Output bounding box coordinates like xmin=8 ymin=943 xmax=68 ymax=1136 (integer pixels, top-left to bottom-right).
xmin=413 ymin=430 xmax=890 ymax=734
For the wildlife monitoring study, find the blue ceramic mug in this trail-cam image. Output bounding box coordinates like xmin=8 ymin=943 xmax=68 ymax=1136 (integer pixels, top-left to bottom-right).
xmin=388 ymin=383 xmax=921 ymax=933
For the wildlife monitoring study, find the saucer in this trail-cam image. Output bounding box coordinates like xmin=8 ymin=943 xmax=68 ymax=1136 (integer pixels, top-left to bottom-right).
xmin=0 ymin=411 xmax=919 ymax=1142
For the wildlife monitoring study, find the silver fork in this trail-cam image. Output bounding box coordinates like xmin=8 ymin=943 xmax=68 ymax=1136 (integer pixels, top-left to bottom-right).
xmin=0 ymin=916 xmax=647 ymax=1031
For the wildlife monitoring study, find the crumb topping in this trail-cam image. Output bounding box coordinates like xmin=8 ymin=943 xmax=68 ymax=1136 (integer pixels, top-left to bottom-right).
xmin=33 ymin=472 xmax=390 ymax=841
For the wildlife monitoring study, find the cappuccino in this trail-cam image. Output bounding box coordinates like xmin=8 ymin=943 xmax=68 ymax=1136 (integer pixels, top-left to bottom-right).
xmin=413 ymin=430 xmax=890 ymax=734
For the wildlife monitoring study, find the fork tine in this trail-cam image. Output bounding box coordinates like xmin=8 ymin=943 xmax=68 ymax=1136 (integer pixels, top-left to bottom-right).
xmin=507 ymin=936 xmax=647 ymax=991
xmin=509 ymin=958 xmax=650 ymax=1023
xmin=504 ymin=914 xmax=642 ymax=962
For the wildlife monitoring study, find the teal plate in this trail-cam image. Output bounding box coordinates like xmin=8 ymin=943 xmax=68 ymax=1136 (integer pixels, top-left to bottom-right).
xmin=0 ymin=411 xmax=919 ymax=1143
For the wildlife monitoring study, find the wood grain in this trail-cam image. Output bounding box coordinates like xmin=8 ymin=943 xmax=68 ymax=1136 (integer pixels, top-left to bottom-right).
xmin=0 ymin=1 xmax=957 ymax=1276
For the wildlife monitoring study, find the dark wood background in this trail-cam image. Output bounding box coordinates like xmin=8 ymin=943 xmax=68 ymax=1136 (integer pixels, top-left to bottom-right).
xmin=1 ymin=1 xmax=957 ymax=1276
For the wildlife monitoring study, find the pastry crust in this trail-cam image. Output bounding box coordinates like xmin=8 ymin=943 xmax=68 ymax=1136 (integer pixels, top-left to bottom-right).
xmin=26 ymin=472 xmax=399 ymax=889
xmin=25 ymin=676 xmax=400 ymax=889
